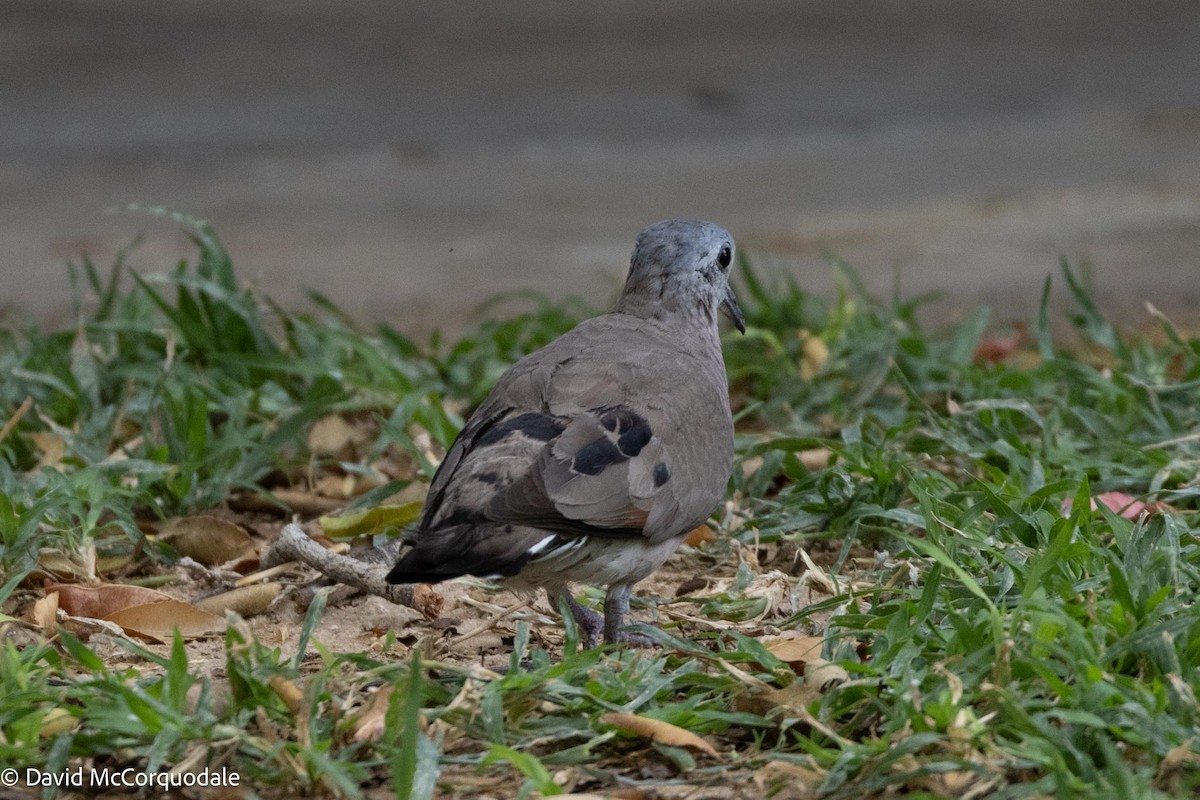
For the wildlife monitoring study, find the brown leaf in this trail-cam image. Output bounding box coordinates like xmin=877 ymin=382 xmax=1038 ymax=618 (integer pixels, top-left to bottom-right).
xmin=683 ymin=524 xmax=717 ymax=548
xmin=314 ymin=473 xmax=357 ymax=499
xmin=1062 ymin=491 xmax=1169 ymax=519
xmin=30 ymin=431 xmax=66 ymax=469
xmin=1094 ymin=491 xmax=1164 ymax=518
xmin=734 ymin=682 xmax=820 ymax=719
xmin=675 ymin=577 xmax=709 ymax=597
xmin=799 ymin=330 xmax=829 ymax=379
xmin=48 ymin=582 xmax=173 ymax=618
xmin=803 ymin=657 xmax=849 ymax=691
xmin=753 ymin=759 xmax=824 ymax=798
xmin=269 ymin=676 xmax=304 ymax=713
xmin=973 ymin=323 xmax=1030 ymax=365
xmin=352 ymin=685 xmax=394 ymax=743
xmin=600 ymin=712 xmax=720 ymax=759
xmin=103 ymin=600 xmax=226 ymax=642
xmin=740 ymin=455 xmax=765 ymax=480
xmin=973 ymin=337 xmax=1018 ymax=364
xmin=918 ymin=769 xmax=987 ymax=796
xmin=161 ymin=515 xmax=256 ymax=566
xmin=410 ymin=583 xmax=445 ymax=620
xmin=372 ymin=448 xmax=419 ymax=482
xmin=798 ymin=448 xmax=832 ymax=471
xmin=764 ymin=633 xmax=852 ymax=690
xmin=35 ymin=542 xmax=97 ymax=582
xmin=266 ymin=489 xmax=346 ymax=515
xmin=38 ymin=708 xmax=79 ymax=738
xmin=307 ymin=414 xmax=367 ymax=457
xmin=1157 ymin=738 xmax=1200 ymax=788
xmin=30 ymin=592 xmax=59 ymax=632
xmin=764 ymin=634 xmax=824 ymax=665
xmin=194 ymin=582 xmax=282 ymax=617
xmin=45 ymin=582 xmax=222 ymax=642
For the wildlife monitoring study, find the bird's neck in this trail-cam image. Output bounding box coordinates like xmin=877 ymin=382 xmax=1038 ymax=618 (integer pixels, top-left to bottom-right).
xmin=613 ymin=276 xmax=718 ymax=332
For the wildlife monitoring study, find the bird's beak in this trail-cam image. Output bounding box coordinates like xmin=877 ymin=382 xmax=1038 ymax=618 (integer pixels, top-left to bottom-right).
xmin=721 ymin=286 xmax=746 ymax=334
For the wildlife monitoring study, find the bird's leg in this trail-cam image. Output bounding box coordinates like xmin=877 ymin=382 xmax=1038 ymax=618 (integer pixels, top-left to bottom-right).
xmin=555 ymin=588 xmax=603 ymax=649
xmin=603 ymin=583 xmax=655 ymax=647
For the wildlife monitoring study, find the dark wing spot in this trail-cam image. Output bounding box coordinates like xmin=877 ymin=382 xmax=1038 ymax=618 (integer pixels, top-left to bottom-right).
xmin=572 ymin=437 xmax=624 ymax=475
xmin=617 ymin=418 xmax=652 ymax=456
xmin=476 ymin=412 xmax=566 ymax=447
xmin=476 ymin=471 xmax=500 ymax=485
xmin=596 ymin=407 xmax=653 ymax=457
xmin=653 ymin=462 xmax=670 ymax=487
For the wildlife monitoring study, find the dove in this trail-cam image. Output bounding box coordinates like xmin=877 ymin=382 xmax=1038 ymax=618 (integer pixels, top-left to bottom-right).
xmin=386 ymin=219 xmax=744 ymax=646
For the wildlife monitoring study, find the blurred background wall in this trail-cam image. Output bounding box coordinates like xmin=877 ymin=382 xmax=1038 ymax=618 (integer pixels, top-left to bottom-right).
xmin=4 ymin=0 xmax=1200 ymax=332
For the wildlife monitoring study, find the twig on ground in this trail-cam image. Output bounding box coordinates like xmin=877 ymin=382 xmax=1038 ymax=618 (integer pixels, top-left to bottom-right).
xmin=262 ymin=523 xmax=443 ymax=618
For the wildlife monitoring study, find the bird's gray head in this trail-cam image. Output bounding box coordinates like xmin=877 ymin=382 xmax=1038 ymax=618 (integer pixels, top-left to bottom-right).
xmin=614 ymin=219 xmax=745 ymax=334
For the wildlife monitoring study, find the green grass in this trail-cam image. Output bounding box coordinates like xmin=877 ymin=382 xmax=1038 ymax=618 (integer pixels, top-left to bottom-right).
xmin=2 ymin=219 xmax=1199 ymax=798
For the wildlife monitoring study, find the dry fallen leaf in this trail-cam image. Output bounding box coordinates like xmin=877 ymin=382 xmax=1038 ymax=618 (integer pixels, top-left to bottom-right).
xmin=734 ymin=682 xmax=821 ymax=719
xmin=601 ymin=712 xmax=720 ymax=759
xmin=1156 ymin=738 xmax=1200 ymax=788
xmin=683 ymin=523 xmax=717 ymax=548
xmin=753 ymin=759 xmax=824 ymax=799
xmin=798 ymin=448 xmax=832 ymax=471
xmin=973 ymin=336 xmax=1019 ymax=364
xmin=314 ymin=473 xmax=358 ymax=499
xmin=161 ymin=515 xmax=257 ymax=565
xmin=269 ymin=676 xmax=304 ymax=714
xmin=918 ymin=768 xmax=988 ymax=796
xmin=48 ymin=582 xmax=174 ymax=618
xmin=764 ymin=634 xmax=824 ymax=665
xmin=35 ymin=540 xmax=97 ymax=583
xmin=38 ymin=707 xmax=80 ymax=738
xmin=973 ymin=322 xmax=1031 ymax=365
xmin=307 ymin=414 xmax=368 ymax=457
xmin=1062 ymin=491 xmax=1169 ymax=519
xmin=48 ymin=582 xmax=226 ymax=641
xmin=351 ymin=685 xmax=394 ymax=743
xmin=30 ymin=431 xmax=66 ymax=469
xmin=104 ymin=600 xmax=225 ymax=642
xmin=803 ymin=657 xmax=850 ymax=691
xmin=194 ymin=582 xmax=282 ymax=617
xmin=30 ymin=591 xmax=60 ymax=633
xmin=799 ymin=330 xmax=829 ymax=378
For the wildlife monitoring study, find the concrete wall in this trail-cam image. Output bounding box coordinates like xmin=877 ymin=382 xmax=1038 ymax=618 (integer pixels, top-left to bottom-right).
xmin=4 ymin=1 xmax=1199 ymax=331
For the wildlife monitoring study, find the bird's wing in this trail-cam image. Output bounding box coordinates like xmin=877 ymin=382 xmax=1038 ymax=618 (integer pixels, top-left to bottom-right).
xmin=421 ymin=316 xmax=731 ymax=545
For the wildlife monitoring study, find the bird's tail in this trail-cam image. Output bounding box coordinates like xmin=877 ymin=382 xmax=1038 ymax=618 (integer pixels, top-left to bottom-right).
xmin=385 ymin=524 xmax=543 ymax=584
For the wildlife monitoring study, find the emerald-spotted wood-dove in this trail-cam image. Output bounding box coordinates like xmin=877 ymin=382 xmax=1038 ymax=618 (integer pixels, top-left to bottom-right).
xmin=386 ymin=219 xmax=744 ymax=646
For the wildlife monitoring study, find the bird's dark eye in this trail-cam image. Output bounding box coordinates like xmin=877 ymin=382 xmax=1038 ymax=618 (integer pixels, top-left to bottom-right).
xmin=718 ymin=245 xmax=732 ymax=269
